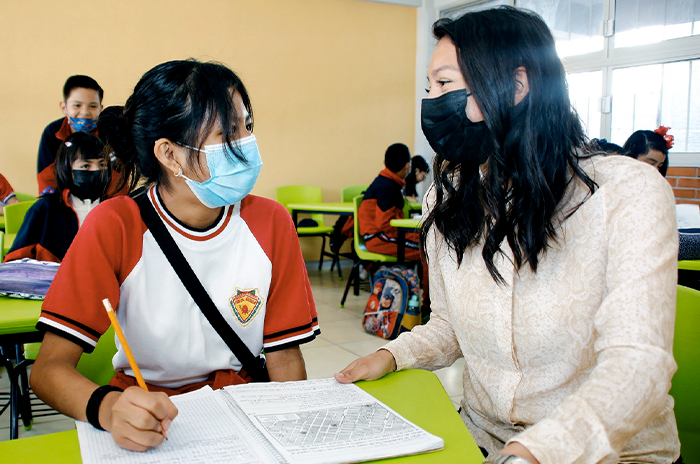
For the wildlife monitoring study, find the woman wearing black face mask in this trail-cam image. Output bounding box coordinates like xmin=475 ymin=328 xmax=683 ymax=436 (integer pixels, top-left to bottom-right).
xmin=4 ymin=132 xmax=110 ymax=263
xmin=337 ymin=7 xmax=680 ymax=464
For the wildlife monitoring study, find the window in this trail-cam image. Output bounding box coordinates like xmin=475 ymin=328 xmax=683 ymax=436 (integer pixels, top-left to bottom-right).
xmin=568 ymin=70 xmax=603 ymax=140
xmin=615 ymin=0 xmax=700 ymax=48
xmin=519 ymin=0 xmax=605 ymax=57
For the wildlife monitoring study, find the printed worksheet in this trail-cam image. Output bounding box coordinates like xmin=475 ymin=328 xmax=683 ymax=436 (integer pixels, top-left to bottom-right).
xmin=224 ymin=378 xmax=444 ymax=464
xmin=77 ymin=379 xmax=443 ymax=464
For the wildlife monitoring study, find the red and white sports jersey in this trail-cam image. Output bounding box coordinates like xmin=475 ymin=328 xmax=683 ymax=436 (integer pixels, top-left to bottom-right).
xmin=38 ymin=187 xmax=319 ymax=388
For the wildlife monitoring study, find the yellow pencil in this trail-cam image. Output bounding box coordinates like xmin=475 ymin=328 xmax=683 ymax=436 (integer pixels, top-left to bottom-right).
xmin=102 ymin=298 xmax=149 ymax=391
xmin=102 ymin=298 xmax=168 ymax=439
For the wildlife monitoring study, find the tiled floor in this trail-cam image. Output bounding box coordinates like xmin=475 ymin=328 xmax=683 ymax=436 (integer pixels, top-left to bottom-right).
xmin=0 ymin=260 xmax=465 ymax=442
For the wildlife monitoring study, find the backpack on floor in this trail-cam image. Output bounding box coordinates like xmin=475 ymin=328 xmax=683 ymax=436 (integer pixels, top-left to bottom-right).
xmin=362 ymin=265 xmax=420 ymax=340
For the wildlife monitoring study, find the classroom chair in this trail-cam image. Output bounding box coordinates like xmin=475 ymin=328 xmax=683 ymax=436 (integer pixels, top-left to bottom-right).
xmin=13 ymin=193 xmax=36 ymax=203
xmin=670 ymin=285 xmax=700 ymax=462
xmin=275 ymin=185 xmax=336 ymax=271
xmin=4 ymin=326 xmax=117 ymax=439
xmin=3 ymin=200 xmax=36 ymax=257
xmin=341 ymin=184 xmax=368 ymax=203
xmin=0 ymin=230 xmax=4 ymax=261
xmin=340 ymin=195 xmax=399 ymax=308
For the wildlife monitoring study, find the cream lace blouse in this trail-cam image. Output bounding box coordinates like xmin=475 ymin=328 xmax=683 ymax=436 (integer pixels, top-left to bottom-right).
xmin=384 ymin=155 xmax=680 ymax=463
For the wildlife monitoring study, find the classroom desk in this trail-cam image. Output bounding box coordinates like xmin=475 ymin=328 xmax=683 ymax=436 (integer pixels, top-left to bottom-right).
xmin=0 ymin=215 xmax=5 ymax=231
xmin=0 ymin=296 xmax=44 ymax=439
xmin=287 ymin=201 xmax=354 ymax=225
xmin=391 ymin=218 xmax=422 ymax=264
xmin=288 ymin=202 xmax=355 ymax=279
xmin=0 ymin=369 xmax=484 ymax=463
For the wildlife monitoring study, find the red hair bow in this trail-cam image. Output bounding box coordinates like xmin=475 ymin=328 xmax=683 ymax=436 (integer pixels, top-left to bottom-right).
xmin=654 ymin=126 xmax=674 ymax=149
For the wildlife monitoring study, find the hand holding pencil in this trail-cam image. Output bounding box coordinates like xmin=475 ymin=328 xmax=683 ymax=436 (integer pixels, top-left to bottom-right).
xmin=101 ymin=299 xmax=178 ymax=451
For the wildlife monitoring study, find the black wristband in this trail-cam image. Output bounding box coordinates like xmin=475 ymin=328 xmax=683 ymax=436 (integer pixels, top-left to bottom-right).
xmin=86 ymin=385 xmax=123 ymax=431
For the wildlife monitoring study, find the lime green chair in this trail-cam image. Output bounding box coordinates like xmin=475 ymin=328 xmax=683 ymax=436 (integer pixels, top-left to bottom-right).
xmin=341 ymin=184 xmax=368 ymax=203
xmin=3 ymin=200 xmax=36 ymax=257
xmin=671 ymin=285 xmax=700 ymax=462
xmin=13 ymin=193 xmax=36 ymax=203
xmin=275 ymin=185 xmax=335 ymax=271
xmin=0 ymin=231 xmax=4 ymax=261
xmin=15 ymin=326 xmax=117 ymax=436
xmin=340 ymin=195 xmax=398 ymax=307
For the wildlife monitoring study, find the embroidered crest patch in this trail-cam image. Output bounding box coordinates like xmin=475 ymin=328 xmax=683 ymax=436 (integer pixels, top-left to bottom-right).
xmin=229 ymin=288 xmax=264 ymax=326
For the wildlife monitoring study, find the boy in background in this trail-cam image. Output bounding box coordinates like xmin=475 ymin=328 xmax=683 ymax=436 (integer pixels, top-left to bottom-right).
xmin=357 ymin=143 xmax=420 ymax=260
xmin=0 ymin=173 xmax=19 ymax=214
xmin=37 ymin=75 xmax=103 ymax=196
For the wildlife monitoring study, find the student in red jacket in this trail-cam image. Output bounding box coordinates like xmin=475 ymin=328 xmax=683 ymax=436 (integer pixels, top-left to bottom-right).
xmin=0 ymin=173 xmax=19 ymax=214
xmin=5 ymin=132 xmax=110 ymax=263
xmin=359 ymin=143 xmax=420 ymax=261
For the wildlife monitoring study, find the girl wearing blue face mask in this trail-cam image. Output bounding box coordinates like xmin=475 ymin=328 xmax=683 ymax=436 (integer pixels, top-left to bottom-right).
xmin=30 ymin=59 xmax=319 ymax=452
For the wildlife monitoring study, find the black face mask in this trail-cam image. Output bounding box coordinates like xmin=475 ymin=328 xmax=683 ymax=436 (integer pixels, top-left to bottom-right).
xmin=71 ymin=169 xmax=108 ymax=201
xmin=421 ymin=89 xmax=491 ymax=166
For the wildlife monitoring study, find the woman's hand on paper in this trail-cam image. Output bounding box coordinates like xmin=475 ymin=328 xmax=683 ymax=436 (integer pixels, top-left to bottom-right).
xmin=103 ymin=387 xmax=179 ymax=451
xmin=334 ymin=349 xmax=397 ymax=384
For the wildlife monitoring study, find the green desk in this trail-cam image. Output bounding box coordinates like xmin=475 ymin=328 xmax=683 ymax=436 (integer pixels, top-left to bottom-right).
xmin=0 ymin=296 xmax=43 ymax=346
xmin=288 ymin=202 xmax=354 ymax=224
xmin=0 ymin=215 xmax=5 ymax=231
xmin=288 ymin=202 xmax=355 ymax=279
xmin=0 ymin=369 xmax=484 ymax=463
xmin=679 ymin=260 xmax=700 ymax=271
xmin=390 ymin=218 xmax=422 ymax=264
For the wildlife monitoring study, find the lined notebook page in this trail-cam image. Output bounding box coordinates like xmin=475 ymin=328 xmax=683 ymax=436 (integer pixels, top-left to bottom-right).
xmin=77 ymin=386 xmax=282 ymax=464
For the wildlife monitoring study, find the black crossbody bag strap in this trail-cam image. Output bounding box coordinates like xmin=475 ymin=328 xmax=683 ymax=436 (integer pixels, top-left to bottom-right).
xmin=135 ymin=192 xmax=269 ymax=382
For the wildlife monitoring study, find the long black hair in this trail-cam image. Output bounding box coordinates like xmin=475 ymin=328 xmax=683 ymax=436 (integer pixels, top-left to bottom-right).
xmin=623 ymin=130 xmax=670 ymax=176
xmin=420 ymin=7 xmax=596 ymax=283
xmin=55 ymin=132 xmax=108 ymax=199
xmin=98 ymin=59 xmax=254 ymax=193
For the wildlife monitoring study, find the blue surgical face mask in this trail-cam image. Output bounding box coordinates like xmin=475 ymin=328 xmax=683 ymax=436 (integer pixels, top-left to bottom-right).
xmin=68 ymin=117 xmax=98 ymax=133
xmin=177 ymin=135 xmax=263 ymax=208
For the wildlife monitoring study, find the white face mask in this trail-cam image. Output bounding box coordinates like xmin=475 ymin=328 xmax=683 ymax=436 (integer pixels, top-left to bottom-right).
xmin=178 ymin=135 xmax=263 ymax=208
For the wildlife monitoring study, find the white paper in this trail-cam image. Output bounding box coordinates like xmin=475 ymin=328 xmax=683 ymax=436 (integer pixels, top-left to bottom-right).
xmin=224 ymin=378 xmax=443 ymax=464
xmin=77 ymin=386 xmax=282 ymax=464
xmin=677 ymin=204 xmax=700 ymax=229
xmin=77 ymin=379 xmax=443 ymax=464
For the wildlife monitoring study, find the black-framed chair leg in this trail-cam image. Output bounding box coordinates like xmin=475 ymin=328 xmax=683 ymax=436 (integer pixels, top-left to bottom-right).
xmin=15 ymin=354 xmax=34 ymax=430
xmin=340 ymin=260 xmax=361 ymax=308
xmin=318 ymin=236 xmax=326 ymax=270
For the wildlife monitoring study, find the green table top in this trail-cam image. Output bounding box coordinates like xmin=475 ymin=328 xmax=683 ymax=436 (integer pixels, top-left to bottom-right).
xmin=679 ymin=260 xmax=700 ymax=271
xmin=0 ymin=369 xmax=483 ymax=463
xmin=390 ymin=218 xmax=422 ymax=229
xmin=288 ymin=202 xmax=354 ymax=214
xmin=0 ymin=296 xmax=42 ymax=336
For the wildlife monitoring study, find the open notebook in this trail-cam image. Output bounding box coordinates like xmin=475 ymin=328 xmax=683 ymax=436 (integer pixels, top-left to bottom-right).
xmin=76 ymin=378 xmax=444 ymax=464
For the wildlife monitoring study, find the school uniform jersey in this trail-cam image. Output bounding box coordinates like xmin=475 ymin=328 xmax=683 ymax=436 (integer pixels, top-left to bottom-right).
xmin=3 ymin=190 xmax=79 ymax=263
xmin=0 ymin=173 xmax=15 ymax=204
xmin=359 ymin=168 xmax=420 ymax=260
xmin=38 ymin=187 xmax=319 ymax=388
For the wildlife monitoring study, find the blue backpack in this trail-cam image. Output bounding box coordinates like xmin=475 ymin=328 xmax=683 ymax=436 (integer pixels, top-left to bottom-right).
xmin=363 ymin=265 xmax=421 ymax=340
